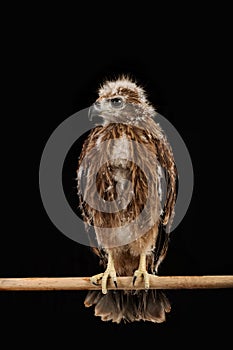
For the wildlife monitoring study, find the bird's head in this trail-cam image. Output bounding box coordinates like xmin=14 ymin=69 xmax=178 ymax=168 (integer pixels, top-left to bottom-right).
xmin=89 ymin=76 xmax=156 ymax=125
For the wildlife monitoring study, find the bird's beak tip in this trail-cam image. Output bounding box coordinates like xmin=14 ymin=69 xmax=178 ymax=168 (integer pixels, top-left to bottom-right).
xmin=88 ymin=104 xmax=102 ymax=121
xmin=88 ymin=105 xmax=94 ymax=121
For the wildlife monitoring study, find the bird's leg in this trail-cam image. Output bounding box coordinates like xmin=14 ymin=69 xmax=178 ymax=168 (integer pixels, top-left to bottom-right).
xmin=90 ymin=251 xmax=117 ymax=294
xmin=133 ymin=253 xmax=152 ymax=290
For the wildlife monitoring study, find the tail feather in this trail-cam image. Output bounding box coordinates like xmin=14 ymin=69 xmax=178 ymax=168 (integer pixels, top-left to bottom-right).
xmin=95 ymin=292 xmax=123 ymax=323
xmin=84 ymin=290 xmax=171 ymax=324
xmin=138 ymin=290 xmax=171 ymax=323
xmin=84 ymin=289 xmax=102 ymax=306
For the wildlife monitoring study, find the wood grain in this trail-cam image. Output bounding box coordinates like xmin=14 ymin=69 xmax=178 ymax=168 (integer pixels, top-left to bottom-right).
xmin=0 ymin=275 xmax=232 ymax=291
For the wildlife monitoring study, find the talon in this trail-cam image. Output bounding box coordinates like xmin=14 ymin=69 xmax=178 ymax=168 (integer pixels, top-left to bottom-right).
xmin=132 ymin=253 xmax=152 ymax=290
xmin=92 ymin=282 xmax=100 ymax=286
xmin=133 ymin=270 xmax=150 ymax=289
xmin=90 ymin=252 xmax=117 ymax=294
xmin=90 ymin=273 xmax=103 ymax=286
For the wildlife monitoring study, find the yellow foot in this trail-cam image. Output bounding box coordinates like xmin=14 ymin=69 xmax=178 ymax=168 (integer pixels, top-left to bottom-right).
xmin=90 ymin=252 xmax=117 ymax=294
xmin=132 ymin=253 xmax=157 ymax=290
xmin=132 ymin=269 xmax=152 ymax=290
xmin=90 ymin=270 xmax=117 ymax=295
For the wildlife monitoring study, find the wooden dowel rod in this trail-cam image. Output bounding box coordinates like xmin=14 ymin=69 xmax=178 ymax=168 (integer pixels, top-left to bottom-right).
xmin=0 ymin=276 xmax=232 ymax=291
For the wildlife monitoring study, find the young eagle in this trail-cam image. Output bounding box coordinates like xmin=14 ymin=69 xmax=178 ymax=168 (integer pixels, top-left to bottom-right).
xmin=76 ymin=76 xmax=178 ymax=323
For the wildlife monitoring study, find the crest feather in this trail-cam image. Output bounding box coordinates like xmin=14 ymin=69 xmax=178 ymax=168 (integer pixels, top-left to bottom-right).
xmin=98 ymin=75 xmax=147 ymax=103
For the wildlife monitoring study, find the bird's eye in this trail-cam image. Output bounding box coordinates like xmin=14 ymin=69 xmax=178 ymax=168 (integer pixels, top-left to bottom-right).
xmin=110 ymin=97 xmax=123 ymax=108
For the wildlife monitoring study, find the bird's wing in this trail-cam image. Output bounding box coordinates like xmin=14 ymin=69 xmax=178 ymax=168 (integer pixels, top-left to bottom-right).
xmin=152 ymin=134 xmax=179 ymax=273
xmin=77 ymin=126 xmax=105 ymax=256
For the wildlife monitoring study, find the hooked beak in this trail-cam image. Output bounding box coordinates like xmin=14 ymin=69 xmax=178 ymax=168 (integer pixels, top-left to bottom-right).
xmin=88 ymin=103 xmax=101 ymax=121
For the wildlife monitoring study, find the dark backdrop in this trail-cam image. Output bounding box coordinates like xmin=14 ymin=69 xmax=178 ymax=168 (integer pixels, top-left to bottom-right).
xmin=1 ymin=11 xmax=232 ymax=347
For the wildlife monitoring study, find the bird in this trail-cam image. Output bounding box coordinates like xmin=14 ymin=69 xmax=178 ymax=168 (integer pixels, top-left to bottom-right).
xmin=76 ymin=75 xmax=178 ymax=323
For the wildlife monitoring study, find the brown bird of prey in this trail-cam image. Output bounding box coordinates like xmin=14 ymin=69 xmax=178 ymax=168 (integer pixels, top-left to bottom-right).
xmin=76 ymin=76 xmax=178 ymax=323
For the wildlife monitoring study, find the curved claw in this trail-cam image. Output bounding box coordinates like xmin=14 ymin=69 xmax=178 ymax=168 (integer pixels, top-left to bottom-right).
xmin=101 ymin=270 xmax=118 ymax=294
xmin=133 ymin=269 xmax=150 ymax=290
xmin=114 ymin=280 xmax=118 ymax=288
xmin=132 ymin=275 xmax=137 ymax=286
xmin=90 ymin=254 xmax=117 ymax=294
xmin=90 ymin=273 xmax=104 ymax=286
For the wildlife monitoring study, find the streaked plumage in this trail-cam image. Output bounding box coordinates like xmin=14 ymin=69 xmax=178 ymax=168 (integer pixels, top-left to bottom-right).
xmin=76 ymin=76 xmax=178 ymax=323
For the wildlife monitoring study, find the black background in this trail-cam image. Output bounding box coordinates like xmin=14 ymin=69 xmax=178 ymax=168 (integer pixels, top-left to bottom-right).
xmin=1 ymin=8 xmax=232 ymax=347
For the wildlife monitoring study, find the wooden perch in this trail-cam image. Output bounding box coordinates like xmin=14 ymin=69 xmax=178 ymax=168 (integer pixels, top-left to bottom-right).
xmin=0 ymin=276 xmax=232 ymax=291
